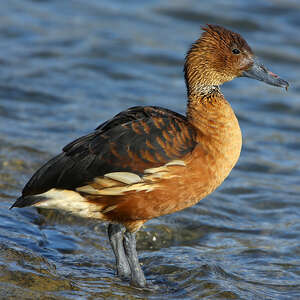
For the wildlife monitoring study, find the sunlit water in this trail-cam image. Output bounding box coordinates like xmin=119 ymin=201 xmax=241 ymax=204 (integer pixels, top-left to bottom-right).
xmin=0 ymin=0 xmax=300 ymax=299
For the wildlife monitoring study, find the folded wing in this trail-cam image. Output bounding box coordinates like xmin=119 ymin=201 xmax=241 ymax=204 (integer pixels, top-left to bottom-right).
xmin=12 ymin=106 xmax=197 ymax=208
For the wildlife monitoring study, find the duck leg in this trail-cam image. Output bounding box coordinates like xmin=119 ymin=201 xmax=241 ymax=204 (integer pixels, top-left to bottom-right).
xmin=107 ymin=223 xmax=131 ymax=279
xmin=123 ymin=230 xmax=146 ymax=287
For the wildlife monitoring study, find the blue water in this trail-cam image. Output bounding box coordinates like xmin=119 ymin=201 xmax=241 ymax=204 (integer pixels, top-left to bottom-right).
xmin=0 ymin=0 xmax=300 ymax=299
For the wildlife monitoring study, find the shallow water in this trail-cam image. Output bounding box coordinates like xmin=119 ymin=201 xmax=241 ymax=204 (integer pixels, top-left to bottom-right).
xmin=0 ymin=0 xmax=300 ymax=299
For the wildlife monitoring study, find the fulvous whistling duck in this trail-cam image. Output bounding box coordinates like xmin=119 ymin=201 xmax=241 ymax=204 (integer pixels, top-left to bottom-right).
xmin=11 ymin=25 xmax=288 ymax=287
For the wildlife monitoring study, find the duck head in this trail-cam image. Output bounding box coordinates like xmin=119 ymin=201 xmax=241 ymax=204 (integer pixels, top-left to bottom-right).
xmin=184 ymin=24 xmax=289 ymax=94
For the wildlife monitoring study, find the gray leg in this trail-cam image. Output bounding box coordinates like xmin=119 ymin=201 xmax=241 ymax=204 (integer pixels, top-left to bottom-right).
xmin=108 ymin=223 xmax=131 ymax=279
xmin=123 ymin=230 xmax=146 ymax=287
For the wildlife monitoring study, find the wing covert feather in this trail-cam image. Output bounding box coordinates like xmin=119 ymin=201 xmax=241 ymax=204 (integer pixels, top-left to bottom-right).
xmin=22 ymin=106 xmax=197 ymax=197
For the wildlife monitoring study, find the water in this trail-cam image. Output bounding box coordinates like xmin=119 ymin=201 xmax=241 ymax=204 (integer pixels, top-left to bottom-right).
xmin=0 ymin=0 xmax=300 ymax=299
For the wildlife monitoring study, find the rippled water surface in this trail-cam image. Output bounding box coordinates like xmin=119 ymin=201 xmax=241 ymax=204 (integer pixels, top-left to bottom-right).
xmin=1 ymin=0 xmax=300 ymax=299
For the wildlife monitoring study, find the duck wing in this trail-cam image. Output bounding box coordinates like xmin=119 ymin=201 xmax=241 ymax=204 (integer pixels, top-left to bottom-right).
xmin=12 ymin=106 xmax=197 ymax=208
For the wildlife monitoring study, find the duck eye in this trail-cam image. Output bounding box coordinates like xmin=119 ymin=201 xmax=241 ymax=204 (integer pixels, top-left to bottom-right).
xmin=232 ymin=48 xmax=240 ymax=55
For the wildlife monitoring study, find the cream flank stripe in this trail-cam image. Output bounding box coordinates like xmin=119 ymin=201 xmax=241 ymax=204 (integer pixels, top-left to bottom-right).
xmin=33 ymin=160 xmax=186 ymax=215
xmin=76 ymin=159 xmax=186 ymax=195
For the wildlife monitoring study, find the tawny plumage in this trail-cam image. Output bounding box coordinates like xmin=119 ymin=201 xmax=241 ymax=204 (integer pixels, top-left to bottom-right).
xmin=11 ymin=24 xmax=288 ymax=287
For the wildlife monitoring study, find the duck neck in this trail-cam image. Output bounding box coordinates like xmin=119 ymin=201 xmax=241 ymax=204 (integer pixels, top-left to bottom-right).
xmin=186 ymin=84 xmax=240 ymax=145
xmin=186 ymin=84 xmax=242 ymax=174
xmin=187 ymin=84 xmax=221 ymax=107
xmin=186 ymin=84 xmax=226 ymax=129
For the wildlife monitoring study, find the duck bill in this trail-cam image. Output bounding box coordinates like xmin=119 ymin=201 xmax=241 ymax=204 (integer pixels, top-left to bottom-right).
xmin=242 ymin=61 xmax=289 ymax=90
